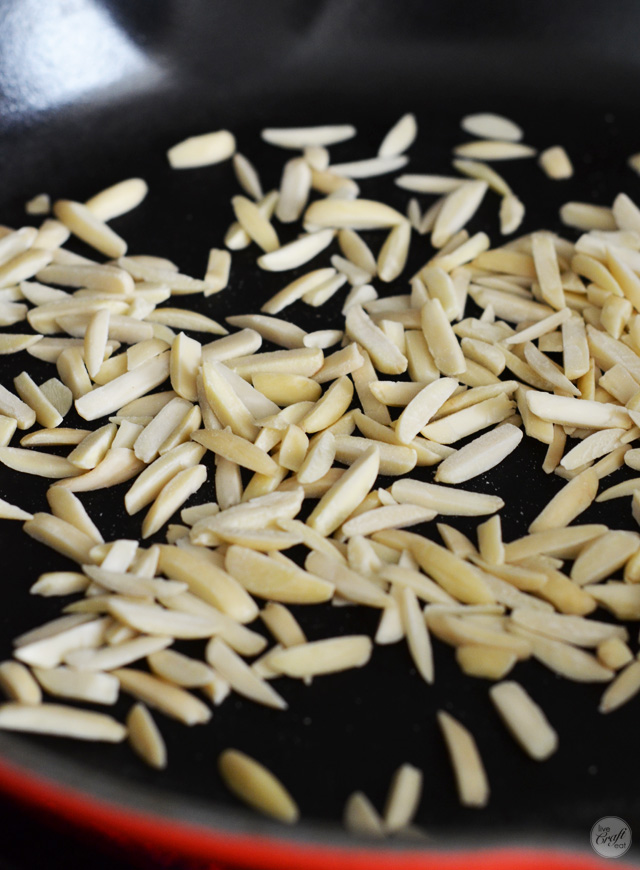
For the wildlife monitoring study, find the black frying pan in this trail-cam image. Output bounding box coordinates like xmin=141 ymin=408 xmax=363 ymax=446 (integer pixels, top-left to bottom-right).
xmin=1 ymin=1 xmax=640 ymax=866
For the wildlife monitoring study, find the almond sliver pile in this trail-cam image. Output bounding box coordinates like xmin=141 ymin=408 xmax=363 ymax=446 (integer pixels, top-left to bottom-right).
xmin=1 ymin=111 xmax=640 ymax=831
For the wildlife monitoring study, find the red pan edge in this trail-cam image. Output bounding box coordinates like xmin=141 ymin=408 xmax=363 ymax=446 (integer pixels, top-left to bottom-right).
xmin=0 ymin=755 xmax=628 ymax=870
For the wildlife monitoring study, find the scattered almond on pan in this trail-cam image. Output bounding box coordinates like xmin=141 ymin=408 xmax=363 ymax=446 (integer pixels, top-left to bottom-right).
xmin=0 ymin=109 xmax=640 ymax=832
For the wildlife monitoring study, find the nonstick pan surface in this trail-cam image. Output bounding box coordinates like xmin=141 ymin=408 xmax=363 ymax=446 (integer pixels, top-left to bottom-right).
xmin=1 ymin=1 xmax=640 ymax=866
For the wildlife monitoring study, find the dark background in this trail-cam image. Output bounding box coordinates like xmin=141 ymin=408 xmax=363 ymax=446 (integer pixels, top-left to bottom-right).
xmin=1 ymin=0 xmax=640 ymax=867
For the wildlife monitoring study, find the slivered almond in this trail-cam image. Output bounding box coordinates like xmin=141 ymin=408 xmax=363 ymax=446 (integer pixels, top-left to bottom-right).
xmin=304 ymin=199 xmax=404 ymax=231
xmin=599 ymin=661 xmax=640 ymax=713
xmin=0 ymin=497 xmax=33 ymax=521
xmin=377 ymin=221 xmax=411 ymax=283
xmin=257 ymin=229 xmax=334 ymax=272
xmin=0 ymin=702 xmax=126 ymax=742
xmin=435 ymin=423 xmax=522 ymax=484
xmin=341 ymin=504 xmax=435 ymax=538
xmin=391 ymin=479 xmax=503 ymax=516
xmin=206 ymin=638 xmax=286 ymax=709
xmin=65 ymin=636 xmax=172 ymax=671
xmin=395 ymin=378 xmax=459 ymax=444
xmin=570 ymin=530 xmax=640 ymax=586
xmin=0 ymin=383 xmax=36 ymax=429
xmin=426 ymin=611 xmax=529 ymax=658
xmin=399 ymin=587 xmax=433 ymax=684
xmin=531 ymin=233 xmax=564 ymax=310
xmin=334 ymin=436 xmax=416 ymax=476
xmin=437 ymin=710 xmax=489 ymax=808
xmin=262 ymin=125 xmax=355 ymax=149
xmin=560 ymin=202 xmax=616 ymax=231
xmin=307 ymin=444 xmax=380 ymax=536
xmin=192 ymin=428 xmax=277 ymax=476
xmin=455 ymin=646 xmax=517 ymax=680
xmin=345 ymin=304 xmax=407 ymax=375
xmin=167 ymin=130 xmax=235 ymax=168
xmin=225 ymin=546 xmax=334 ymax=604
xmin=0 ymin=661 xmax=42 ymax=704
xmin=432 ymin=181 xmax=488 ymax=249
xmin=510 ymin=625 xmax=614 ymax=682
xmin=528 ymin=468 xmax=599 ymax=533
xmin=267 ymin=636 xmax=372 ymax=678
xmin=33 ymin=666 xmax=119 ymax=705
xmin=343 ymin=791 xmax=385 ymax=837
xmin=454 ymin=139 xmax=535 ymax=160
xmin=141 ymin=464 xmax=207 ymax=539
xmin=157 ymin=544 xmax=258 ymax=624
xmin=304 ymin=550 xmax=390 ymax=608
xmin=127 ymin=703 xmax=166 ymax=769
xmin=114 ymin=668 xmax=211 ymax=725
xmin=510 ymin=608 xmax=627 ymax=647
xmin=489 ymin=682 xmax=558 ymax=760
xmin=53 ymin=200 xmax=127 ymax=257
xmin=378 ymin=529 xmax=494 ymax=605
xmin=75 ymin=353 xmax=170 ymax=421
xmin=219 ymin=749 xmax=299 ymax=823
xmin=420 ymin=394 xmax=514 ymax=445
xmin=14 ymin=617 xmax=108 ymax=668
